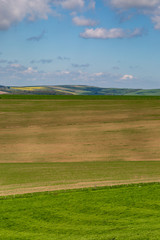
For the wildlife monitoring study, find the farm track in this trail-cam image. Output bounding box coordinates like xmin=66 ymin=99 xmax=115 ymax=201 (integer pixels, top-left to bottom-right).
xmin=1 ymin=178 xmax=160 ymax=196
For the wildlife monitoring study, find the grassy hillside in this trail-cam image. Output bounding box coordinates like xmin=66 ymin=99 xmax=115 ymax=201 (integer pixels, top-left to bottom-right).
xmin=1 ymin=85 xmax=160 ymax=95
xmin=1 ymin=183 xmax=160 ymax=240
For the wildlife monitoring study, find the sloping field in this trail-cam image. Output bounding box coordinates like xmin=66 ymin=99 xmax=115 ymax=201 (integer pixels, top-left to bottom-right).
xmin=1 ymin=161 xmax=160 ymax=196
xmin=0 ymin=96 xmax=160 ymax=195
xmin=1 ymin=183 xmax=160 ymax=240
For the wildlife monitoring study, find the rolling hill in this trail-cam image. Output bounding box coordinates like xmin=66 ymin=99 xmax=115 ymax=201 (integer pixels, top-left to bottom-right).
xmin=1 ymin=85 xmax=160 ymax=95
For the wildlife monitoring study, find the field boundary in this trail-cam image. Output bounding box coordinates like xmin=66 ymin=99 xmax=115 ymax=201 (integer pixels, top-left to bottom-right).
xmin=1 ymin=178 xmax=160 ymax=197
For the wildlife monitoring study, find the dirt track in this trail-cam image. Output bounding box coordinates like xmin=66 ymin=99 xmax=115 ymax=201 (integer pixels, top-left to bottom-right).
xmin=1 ymin=178 xmax=160 ymax=197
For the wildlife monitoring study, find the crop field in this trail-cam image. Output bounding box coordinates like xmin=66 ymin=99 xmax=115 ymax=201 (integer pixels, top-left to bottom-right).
xmin=1 ymin=96 xmax=160 ymax=239
xmin=11 ymin=86 xmax=47 ymax=91
xmin=1 ymin=183 xmax=160 ymax=240
xmin=0 ymin=96 xmax=160 ymax=195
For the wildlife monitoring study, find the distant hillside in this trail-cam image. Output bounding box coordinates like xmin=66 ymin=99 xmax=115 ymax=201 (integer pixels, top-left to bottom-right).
xmin=1 ymin=85 xmax=160 ymax=96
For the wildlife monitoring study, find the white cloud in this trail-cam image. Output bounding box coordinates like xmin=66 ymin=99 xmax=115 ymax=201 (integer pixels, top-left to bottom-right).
xmin=80 ymin=27 xmax=144 ymax=39
xmin=121 ymin=74 xmax=135 ymax=80
xmin=0 ymin=0 xmax=52 ymax=30
xmin=105 ymin=0 xmax=160 ymax=30
xmin=61 ymin=70 xmax=70 ymax=75
xmin=0 ymin=61 xmax=124 ymax=87
xmin=92 ymin=72 xmax=104 ymax=76
xmin=152 ymin=14 xmax=160 ymax=29
xmin=56 ymin=0 xmax=95 ymax=10
xmin=10 ymin=64 xmax=22 ymax=68
xmin=24 ymin=67 xmax=37 ymax=74
xmin=88 ymin=0 xmax=96 ymax=9
xmin=106 ymin=0 xmax=160 ymax=9
xmin=129 ymin=28 xmax=145 ymax=37
xmin=2 ymin=62 xmax=152 ymax=88
xmin=72 ymin=16 xmax=98 ymax=26
xmin=6 ymin=64 xmax=37 ymax=75
xmin=0 ymin=0 xmax=96 ymax=30
xmin=55 ymin=0 xmax=85 ymax=10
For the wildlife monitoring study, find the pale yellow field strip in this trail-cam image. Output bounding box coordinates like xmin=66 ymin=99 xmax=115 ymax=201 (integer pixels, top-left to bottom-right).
xmin=1 ymin=178 xmax=160 ymax=196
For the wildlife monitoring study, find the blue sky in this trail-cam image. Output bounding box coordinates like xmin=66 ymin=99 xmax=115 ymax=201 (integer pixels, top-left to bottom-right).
xmin=0 ymin=0 xmax=160 ymax=88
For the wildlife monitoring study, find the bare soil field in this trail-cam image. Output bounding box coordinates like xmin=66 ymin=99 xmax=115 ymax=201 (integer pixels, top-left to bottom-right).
xmin=0 ymin=97 xmax=160 ymax=195
xmin=1 ymin=98 xmax=160 ymax=163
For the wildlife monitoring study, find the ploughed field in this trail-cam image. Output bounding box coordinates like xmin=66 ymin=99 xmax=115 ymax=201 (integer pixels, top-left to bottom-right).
xmin=0 ymin=96 xmax=160 ymax=195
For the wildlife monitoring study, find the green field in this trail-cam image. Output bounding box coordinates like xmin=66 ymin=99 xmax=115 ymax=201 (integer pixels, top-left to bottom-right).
xmin=1 ymin=161 xmax=160 ymax=196
xmin=1 ymin=183 xmax=160 ymax=240
xmin=1 ymin=94 xmax=160 ymax=99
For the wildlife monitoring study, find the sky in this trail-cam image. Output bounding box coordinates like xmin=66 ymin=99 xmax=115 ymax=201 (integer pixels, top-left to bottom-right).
xmin=0 ymin=0 xmax=160 ymax=89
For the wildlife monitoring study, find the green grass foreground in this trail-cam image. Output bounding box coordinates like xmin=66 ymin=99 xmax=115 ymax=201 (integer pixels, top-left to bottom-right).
xmin=1 ymin=183 xmax=160 ymax=240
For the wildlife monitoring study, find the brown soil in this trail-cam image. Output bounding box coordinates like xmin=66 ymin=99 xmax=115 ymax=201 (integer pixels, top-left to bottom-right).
xmin=1 ymin=118 xmax=160 ymax=163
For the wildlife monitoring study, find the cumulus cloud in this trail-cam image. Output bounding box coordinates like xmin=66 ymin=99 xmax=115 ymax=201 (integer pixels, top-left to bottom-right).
xmin=92 ymin=72 xmax=104 ymax=77
xmin=7 ymin=63 xmax=37 ymax=74
xmin=0 ymin=0 xmax=97 ymax=30
xmin=106 ymin=0 xmax=160 ymax=9
xmin=24 ymin=67 xmax=37 ymax=74
xmin=121 ymin=74 xmax=135 ymax=80
xmin=27 ymin=30 xmax=45 ymax=41
xmin=52 ymin=70 xmax=117 ymax=85
xmin=53 ymin=0 xmax=85 ymax=10
xmin=0 ymin=0 xmax=52 ymax=30
xmin=62 ymin=0 xmax=84 ymax=9
xmin=152 ymin=15 xmax=160 ymax=29
xmin=1 ymin=0 xmax=160 ymax=32
xmin=105 ymin=0 xmax=160 ymax=30
xmin=88 ymin=0 xmax=96 ymax=9
xmin=0 ymin=61 xmax=145 ymax=88
xmin=80 ymin=27 xmax=144 ymax=39
xmin=72 ymin=16 xmax=98 ymax=26
xmin=0 ymin=61 xmax=121 ymax=87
